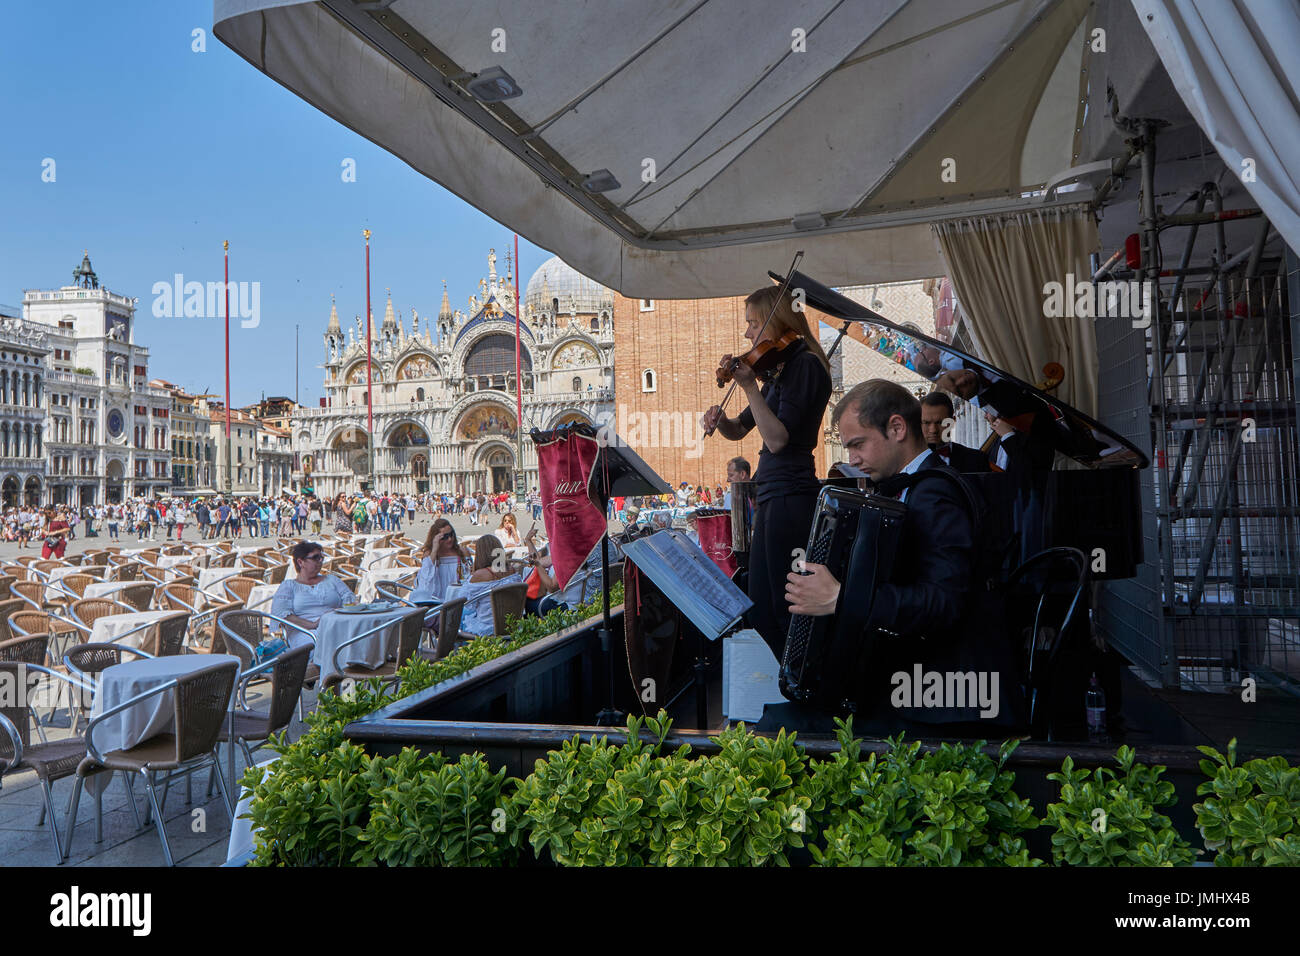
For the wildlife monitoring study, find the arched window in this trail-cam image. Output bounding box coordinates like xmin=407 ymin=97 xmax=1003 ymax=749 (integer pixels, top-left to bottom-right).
xmin=416 ymin=387 xmax=425 ymax=401
xmin=33 ymin=425 xmax=40 ymax=457
xmin=23 ymin=424 xmax=32 ymax=458
xmin=1 ymin=422 xmax=8 ymax=456
xmin=32 ymin=375 xmax=40 ymax=406
xmin=465 ymin=334 xmax=532 ymax=384
xmin=572 ymin=376 xmax=582 ymax=392
xmin=589 ymin=316 xmax=599 ymax=332
xmin=642 ymin=369 xmax=657 ymax=392
xmin=21 ymin=372 xmax=29 ymax=407
xmin=0 ymin=371 xmax=7 ymax=402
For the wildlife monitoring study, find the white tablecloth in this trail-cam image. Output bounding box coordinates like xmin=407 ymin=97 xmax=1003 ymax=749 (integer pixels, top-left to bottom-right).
xmin=89 ymin=654 xmax=239 ymax=755
xmin=198 ymin=566 xmax=245 ymax=596
xmin=89 ymin=609 xmax=185 ymax=649
xmin=45 ymin=565 xmax=102 ymax=602
xmin=84 ymin=581 xmax=136 ymax=600
xmin=313 ymin=606 xmax=410 ymax=685
xmin=244 ymin=583 xmax=278 ymax=612
xmin=357 ymin=563 xmax=419 ymax=603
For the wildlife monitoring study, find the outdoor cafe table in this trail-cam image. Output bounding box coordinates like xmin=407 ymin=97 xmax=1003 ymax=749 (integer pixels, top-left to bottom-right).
xmin=357 ymin=562 xmax=419 ymax=603
xmin=244 ymin=583 xmax=278 ymax=612
xmin=44 ymin=564 xmax=104 ymax=601
xmin=89 ymin=609 xmax=184 ymax=650
xmin=198 ymin=566 xmax=245 ymax=595
xmin=83 ymin=580 xmax=137 ymax=600
xmin=84 ymin=654 xmax=239 ymax=796
xmin=312 ymin=605 xmax=410 ymax=686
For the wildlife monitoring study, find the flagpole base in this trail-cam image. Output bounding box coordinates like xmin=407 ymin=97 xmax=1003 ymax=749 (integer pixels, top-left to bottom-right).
xmin=594 ymin=625 xmax=625 ymax=726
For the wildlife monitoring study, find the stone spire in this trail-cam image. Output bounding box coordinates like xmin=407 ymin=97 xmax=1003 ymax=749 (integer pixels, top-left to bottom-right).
xmin=381 ymin=288 xmax=396 ymax=333
xmin=326 ymin=293 xmax=341 ymax=334
xmin=438 ymin=280 xmax=453 ymax=322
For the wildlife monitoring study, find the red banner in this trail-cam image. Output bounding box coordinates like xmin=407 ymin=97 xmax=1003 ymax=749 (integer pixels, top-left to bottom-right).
xmin=535 ymin=428 xmax=607 ymax=589
xmin=695 ymin=512 xmax=737 ymax=577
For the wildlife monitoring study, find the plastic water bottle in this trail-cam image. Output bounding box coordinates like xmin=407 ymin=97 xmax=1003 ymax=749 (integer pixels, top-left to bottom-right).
xmin=1086 ymin=673 xmax=1107 ymax=742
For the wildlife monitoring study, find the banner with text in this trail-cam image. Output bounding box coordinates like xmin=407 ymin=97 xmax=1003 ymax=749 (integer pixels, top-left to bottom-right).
xmin=535 ymin=427 xmax=607 ymax=589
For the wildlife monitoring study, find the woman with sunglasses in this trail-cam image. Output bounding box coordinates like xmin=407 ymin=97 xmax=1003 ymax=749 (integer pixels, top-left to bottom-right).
xmin=270 ymin=540 xmax=356 ymax=636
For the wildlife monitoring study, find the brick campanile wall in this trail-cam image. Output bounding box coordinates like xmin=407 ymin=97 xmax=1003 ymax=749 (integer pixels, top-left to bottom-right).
xmin=613 ymin=293 xmax=789 ymax=490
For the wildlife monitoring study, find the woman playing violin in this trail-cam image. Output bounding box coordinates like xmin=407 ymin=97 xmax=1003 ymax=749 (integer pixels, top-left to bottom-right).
xmin=701 ymin=285 xmax=832 ymax=657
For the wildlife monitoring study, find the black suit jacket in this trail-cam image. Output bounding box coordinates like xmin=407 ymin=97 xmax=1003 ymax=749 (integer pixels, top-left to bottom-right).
xmin=934 ymin=441 xmax=991 ymax=473
xmin=859 ymin=453 xmax=1023 ymax=728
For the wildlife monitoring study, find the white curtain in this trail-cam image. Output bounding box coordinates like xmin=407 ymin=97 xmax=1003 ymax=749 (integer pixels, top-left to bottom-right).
xmin=932 ymin=207 xmax=1100 ymax=416
xmin=1132 ymin=0 xmax=1300 ymax=253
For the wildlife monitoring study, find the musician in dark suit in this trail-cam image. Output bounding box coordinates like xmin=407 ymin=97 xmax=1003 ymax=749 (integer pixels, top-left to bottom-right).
xmin=762 ymin=379 xmax=1022 ymax=735
xmin=920 ymin=392 xmax=989 ymax=473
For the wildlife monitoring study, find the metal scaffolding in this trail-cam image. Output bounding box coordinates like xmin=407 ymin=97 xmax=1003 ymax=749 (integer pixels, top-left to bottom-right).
xmin=1096 ymin=126 xmax=1300 ymax=694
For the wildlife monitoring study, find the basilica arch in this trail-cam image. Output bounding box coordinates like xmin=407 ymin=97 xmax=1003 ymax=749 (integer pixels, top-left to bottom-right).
xmin=547 ymin=336 xmax=600 ymax=373
xmin=385 ymin=420 xmax=430 ymax=446
xmin=395 ymin=352 xmax=439 ymax=381
xmin=548 ymin=409 xmax=592 ymax=429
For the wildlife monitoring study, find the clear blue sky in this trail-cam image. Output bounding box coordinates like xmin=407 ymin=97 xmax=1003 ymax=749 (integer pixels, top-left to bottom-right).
xmin=0 ymin=0 xmax=555 ymax=407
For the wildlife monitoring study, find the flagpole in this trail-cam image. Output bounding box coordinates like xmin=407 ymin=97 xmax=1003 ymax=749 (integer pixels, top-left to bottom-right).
xmin=364 ymin=228 xmax=374 ymax=490
xmin=514 ymin=233 xmax=523 ymax=497
xmin=223 ymin=240 xmax=232 ymax=495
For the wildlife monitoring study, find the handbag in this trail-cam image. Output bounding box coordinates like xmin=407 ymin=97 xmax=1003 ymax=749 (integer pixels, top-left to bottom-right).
xmin=253 ymin=636 xmax=288 ymax=664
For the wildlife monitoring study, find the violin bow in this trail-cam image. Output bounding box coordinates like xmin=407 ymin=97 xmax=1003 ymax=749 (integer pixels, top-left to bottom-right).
xmin=703 ymin=249 xmax=805 ymax=438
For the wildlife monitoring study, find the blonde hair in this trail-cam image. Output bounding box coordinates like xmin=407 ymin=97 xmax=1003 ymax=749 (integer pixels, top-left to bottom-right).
xmin=743 ymin=286 xmax=831 ymax=374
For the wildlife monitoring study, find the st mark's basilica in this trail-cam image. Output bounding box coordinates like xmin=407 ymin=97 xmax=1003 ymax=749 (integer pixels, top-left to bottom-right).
xmin=292 ymin=249 xmax=615 ymax=498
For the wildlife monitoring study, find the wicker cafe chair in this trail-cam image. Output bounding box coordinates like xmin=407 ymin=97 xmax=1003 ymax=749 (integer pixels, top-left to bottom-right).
xmin=212 ymin=643 xmax=311 ymax=790
xmin=68 ymin=598 xmax=135 ymax=637
xmin=0 ymin=597 xmax=26 ymax=644
xmin=107 ymin=562 xmax=140 ymax=583
xmin=264 ymin=562 xmax=289 ymax=585
xmin=58 ymin=573 xmax=99 ymax=600
xmin=64 ymin=658 xmax=239 ymax=866
xmin=117 ymin=583 xmax=157 ymax=612
xmin=0 ymin=573 xmax=15 ymax=599
xmin=417 ymin=596 xmax=471 ymax=663
xmin=0 ymin=662 xmax=98 ymax=862
xmin=324 ymin=607 xmax=425 ymax=693
xmin=222 ymin=575 xmax=262 ymax=607
xmin=489 ymin=583 xmax=529 ymax=637
xmin=187 ymin=600 xmax=243 ymax=655
xmin=62 ymin=642 xmax=156 ymax=686
xmin=137 ymin=612 xmax=189 ymax=658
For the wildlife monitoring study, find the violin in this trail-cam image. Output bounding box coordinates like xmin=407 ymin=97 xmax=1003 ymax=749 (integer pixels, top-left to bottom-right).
xmin=715 ymin=328 xmax=802 ymax=387
xmin=701 ymin=249 xmax=804 ymax=439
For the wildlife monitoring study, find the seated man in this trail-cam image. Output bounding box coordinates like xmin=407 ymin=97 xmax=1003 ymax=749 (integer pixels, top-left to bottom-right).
xmin=921 ymin=391 xmax=989 ymax=473
xmin=764 ymin=379 xmax=1021 ymax=735
xmin=721 ymin=456 xmax=751 ymax=510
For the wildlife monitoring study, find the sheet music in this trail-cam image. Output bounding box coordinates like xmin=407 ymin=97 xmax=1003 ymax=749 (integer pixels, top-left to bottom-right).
xmin=622 ymin=529 xmax=752 ymax=641
xmin=723 ymin=629 xmax=784 ymax=723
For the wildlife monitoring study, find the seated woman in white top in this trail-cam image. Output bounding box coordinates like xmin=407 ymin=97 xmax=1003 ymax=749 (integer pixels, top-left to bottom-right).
xmin=495 ymin=513 xmax=521 ymax=548
xmin=413 ymin=518 xmax=470 ymax=601
xmin=454 ymin=529 xmax=540 ymax=636
xmin=270 ymin=540 xmax=356 ymax=640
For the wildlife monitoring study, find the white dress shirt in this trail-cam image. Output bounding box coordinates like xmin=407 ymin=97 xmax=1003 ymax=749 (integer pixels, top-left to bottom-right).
xmin=897 ymin=448 xmax=934 ymax=504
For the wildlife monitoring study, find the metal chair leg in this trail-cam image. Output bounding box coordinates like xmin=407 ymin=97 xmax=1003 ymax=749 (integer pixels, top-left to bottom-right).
xmin=121 ymin=771 xmax=143 ymax=830
xmin=210 ymin=750 xmax=235 ymax=817
xmin=62 ymin=774 xmax=85 ymax=859
xmin=94 ymin=786 xmax=103 ymax=843
xmin=40 ymin=780 xmax=64 ymax=864
xmin=142 ymin=772 xmax=174 ymax=867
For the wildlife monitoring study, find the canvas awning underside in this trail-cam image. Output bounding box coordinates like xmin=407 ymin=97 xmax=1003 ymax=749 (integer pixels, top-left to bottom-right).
xmin=214 ymin=0 xmax=1100 ymax=296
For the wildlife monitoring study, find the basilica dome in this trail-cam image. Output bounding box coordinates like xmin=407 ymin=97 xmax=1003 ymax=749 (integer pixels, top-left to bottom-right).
xmin=524 ymin=256 xmax=613 ymax=318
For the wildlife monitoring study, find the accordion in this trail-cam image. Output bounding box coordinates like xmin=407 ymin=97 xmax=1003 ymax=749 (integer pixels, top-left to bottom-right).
xmin=779 ymin=486 xmax=906 ymax=712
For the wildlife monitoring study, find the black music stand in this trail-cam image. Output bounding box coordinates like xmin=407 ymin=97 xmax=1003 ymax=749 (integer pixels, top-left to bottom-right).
xmin=530 ymin=424 xmax=670 ymax=725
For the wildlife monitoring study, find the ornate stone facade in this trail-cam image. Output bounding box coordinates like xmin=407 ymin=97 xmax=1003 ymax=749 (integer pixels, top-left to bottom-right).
xmin=293 ymin=251 xmax=615 ymax=497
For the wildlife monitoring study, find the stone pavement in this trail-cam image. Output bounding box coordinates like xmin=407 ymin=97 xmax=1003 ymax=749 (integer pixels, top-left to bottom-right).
xmin=0 ymin=506 xmax=631 ymax=867
xmin=0 ymin=674 xmax=314 ymax=867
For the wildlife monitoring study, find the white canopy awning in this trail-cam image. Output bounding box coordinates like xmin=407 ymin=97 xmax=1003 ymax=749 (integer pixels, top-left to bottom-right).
xmin=214 ymin=0 xmax=1097 ymax=296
